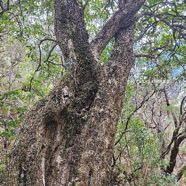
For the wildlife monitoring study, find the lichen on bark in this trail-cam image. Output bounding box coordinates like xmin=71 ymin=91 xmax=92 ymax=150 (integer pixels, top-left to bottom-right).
xmin=7 ymin=0 xmax=146 ymax=185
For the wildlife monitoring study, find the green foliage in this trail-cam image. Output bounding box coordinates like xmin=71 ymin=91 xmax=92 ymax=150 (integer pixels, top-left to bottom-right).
xmin=0 ymin=89 xmax=27 ymax=141
xmin=0 ymin=162 xmax=6 ymax=184
xmin=84 ymin=0 xmax=115 ymax=36
xmin=135 ymin=0 xmax=186 ymax=81
xmin=114 ymin=80 xmax=181 ymax=185
xmin=100 ymin=39 xmax=114 ymax=63
xmin=0 ymin=0 xmax=62 ymax=148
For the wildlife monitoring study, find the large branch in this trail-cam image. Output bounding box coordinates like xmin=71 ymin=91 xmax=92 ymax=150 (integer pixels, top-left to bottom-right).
xmin=54 ymin=0 xmax=97 ymax=84
xmin=90 ymin=0 xmax=146 ymax=59
xmin=54 ymin=1 xmax=90 ymax=64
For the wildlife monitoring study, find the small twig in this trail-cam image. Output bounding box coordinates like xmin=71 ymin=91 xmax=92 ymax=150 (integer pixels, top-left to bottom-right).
xmin=180 ymin=96 xmax=186 ymax=115
xmin=29 ymin=38 xmax=57 ymax=91
xmin=115 ymin=89 xmax=156 ymax=146
xmin=135 ymin=54 xmax=155 ymax=58
xmin=44 ymin=44 xmax=58 ymax=63
xmin=0 ymin=0 xmax=20 ymax=17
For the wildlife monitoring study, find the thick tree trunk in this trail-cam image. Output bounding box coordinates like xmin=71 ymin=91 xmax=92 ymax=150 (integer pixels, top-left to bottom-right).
xmin=7 ymin=0 xmax=145 ymax=185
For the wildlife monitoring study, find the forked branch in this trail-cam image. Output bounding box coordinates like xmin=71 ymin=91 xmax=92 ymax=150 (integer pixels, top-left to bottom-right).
xmin=90 ymin=0 xmax=146 ymax=59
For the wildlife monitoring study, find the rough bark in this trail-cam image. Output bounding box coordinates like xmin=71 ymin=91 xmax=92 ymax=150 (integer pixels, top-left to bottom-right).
xmin=7 ymin=0 xmax=145 ymax=185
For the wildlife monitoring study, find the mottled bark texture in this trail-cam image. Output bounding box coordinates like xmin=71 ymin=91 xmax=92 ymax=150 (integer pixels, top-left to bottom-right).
xmin=7 ymin=0 xmax=145 ymax=185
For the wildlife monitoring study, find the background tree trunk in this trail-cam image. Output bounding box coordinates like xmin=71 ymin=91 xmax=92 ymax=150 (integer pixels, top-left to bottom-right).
xmin=7 ymin=0 xmax=145 ymax=185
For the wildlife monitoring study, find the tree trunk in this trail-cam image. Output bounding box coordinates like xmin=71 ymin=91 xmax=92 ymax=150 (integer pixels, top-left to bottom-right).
xmin=7 ymin=0 xmax=145 ymax=185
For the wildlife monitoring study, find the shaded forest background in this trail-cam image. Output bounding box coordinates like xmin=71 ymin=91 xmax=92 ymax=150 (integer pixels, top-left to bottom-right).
xmin=0 ymin=0 xmax=186 ymax=185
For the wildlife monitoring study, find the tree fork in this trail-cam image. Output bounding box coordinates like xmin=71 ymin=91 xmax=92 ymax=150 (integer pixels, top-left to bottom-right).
xmin=7 ymin=0 xmax=146 ymax=185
